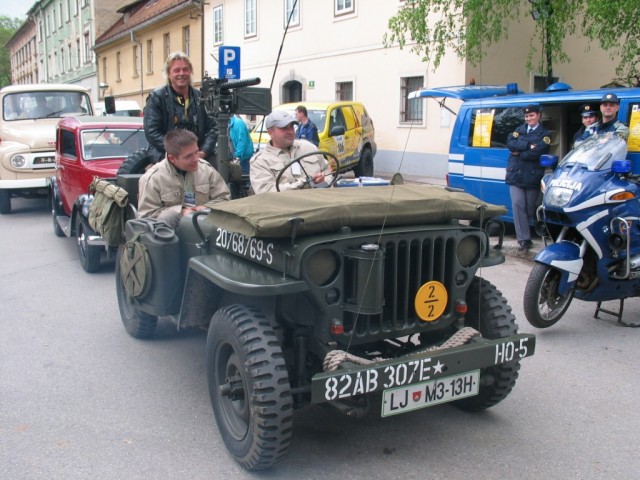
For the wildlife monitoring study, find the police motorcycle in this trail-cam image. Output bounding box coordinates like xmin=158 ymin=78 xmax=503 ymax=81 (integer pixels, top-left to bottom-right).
xmin=523 ymin=134 xmax=640 ymax=328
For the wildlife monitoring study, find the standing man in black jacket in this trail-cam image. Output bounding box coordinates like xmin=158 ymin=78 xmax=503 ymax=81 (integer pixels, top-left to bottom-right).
xmin=506 ymin=104 xmax=551 ymax=252
xmin=143 ymin=52 xmax=218 ymax=165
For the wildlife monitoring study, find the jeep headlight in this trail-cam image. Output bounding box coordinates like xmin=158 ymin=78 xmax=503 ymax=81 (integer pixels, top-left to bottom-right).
xmin=457 ymin=235 xmax=481 ymax=268
xmin=11 ymin=155 xmax=26 ymax=168
xmin=546 ymin=187 xmax=573 ymax=207
xmin=306 ymin=249 xmax=339 ymax=286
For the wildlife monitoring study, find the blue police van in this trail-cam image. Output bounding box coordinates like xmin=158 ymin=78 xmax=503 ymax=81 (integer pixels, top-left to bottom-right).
xmin=410 ymin=83 xmax=640 ymax=223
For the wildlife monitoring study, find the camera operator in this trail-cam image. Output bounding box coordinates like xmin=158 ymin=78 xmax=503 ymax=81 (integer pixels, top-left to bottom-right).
xmin=143 ymin=52 xmax=218 ymax=165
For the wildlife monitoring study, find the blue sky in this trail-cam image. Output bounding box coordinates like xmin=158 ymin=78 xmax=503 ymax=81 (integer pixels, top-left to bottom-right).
xmin=1 ymin=4 xmax=30 ymax=21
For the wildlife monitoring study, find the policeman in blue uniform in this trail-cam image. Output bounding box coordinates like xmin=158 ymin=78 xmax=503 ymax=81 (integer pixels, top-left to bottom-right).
xmin=595 ymin=93 xmax=629 ymax=140
xmin=573 ymin=103 xmax=599 ymax=148
xmin=506 ymin=104 xmax=551 ymax=251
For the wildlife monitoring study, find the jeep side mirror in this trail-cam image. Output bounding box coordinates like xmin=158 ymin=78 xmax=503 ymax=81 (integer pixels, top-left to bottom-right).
xmin=104 ymin=96 xmax=116 ymax=115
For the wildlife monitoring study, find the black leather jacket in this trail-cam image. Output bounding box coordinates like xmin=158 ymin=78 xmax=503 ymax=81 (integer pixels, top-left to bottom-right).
xmin=143 ymin=85 xmax=218 ymax=162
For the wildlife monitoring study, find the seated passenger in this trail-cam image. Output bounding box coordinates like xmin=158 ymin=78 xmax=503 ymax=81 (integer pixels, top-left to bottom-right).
xmin=62 ymin=93 xmax=88 ymax=114
xmin=250 ymin=111 xmax=331 ymax=194
xmin=31 ymin=95 xmax=53 ymax=117
xmin=138 ymin=129 xmax=230 ymax=228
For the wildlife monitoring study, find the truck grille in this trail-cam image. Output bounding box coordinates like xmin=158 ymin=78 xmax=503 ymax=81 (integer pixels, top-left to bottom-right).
xmin=341 ymin=231 xmax=466 ymax=344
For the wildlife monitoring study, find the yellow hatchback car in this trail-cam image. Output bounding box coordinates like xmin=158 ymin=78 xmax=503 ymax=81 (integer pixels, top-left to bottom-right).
xmin=250 ymin=101 xmax=377 ymax=176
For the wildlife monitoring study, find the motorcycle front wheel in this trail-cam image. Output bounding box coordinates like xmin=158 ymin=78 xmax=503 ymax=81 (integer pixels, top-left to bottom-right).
xmin=523 ymin=263 xmax=575 ymax=328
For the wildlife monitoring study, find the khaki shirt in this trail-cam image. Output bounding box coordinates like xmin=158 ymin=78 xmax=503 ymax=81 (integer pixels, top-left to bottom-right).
xmin=250 ymin=139 xmax=329 ymax=194
xmin=138 ymin=158 xmax=230 ymax=225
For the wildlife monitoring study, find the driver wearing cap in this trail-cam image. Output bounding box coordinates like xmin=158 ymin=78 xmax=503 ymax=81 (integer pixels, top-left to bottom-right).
xmin=250 ymin=110 xmax=332 ymax=194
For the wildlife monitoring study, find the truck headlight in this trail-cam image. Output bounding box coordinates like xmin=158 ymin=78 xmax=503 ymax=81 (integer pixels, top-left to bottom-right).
xmin=11 ymin=155 xmax=26 ymax=168
xmin=306 ymin=249 xmax=339 ymax=286
xmin=457 ymin=235 xmax=481 ymax=268
xmin=546 ymin=187 xmax=573 ymax=207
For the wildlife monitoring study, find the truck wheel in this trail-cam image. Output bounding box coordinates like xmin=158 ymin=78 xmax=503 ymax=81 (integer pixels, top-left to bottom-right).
xmin=117 ymin=148 xmax=153 ymax=175
xmin=207 ymin=305 xmax=293 ymax=471
xmin=354 ymin=148 xmax=373 ymax=177
xmin=115 ymin=246 xmax=157 ymax=338
xmin=454 ymin=277 xmax=520 ymax=411
xmin=0 ymin=189 xmax=11 ymax=214
xmin=523 ymin=263 xmax=574 ymax=328
xmin=76 ymin=216 xmax=101 ymax=273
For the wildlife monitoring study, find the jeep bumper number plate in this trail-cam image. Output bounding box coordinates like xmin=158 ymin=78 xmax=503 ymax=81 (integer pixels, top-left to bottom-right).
xmin=382 ymin=370 xmax=479 ymax=417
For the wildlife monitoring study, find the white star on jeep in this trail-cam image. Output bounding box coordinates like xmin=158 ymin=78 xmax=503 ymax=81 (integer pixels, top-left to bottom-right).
xmin=433 ymin=361 xmax=444 ymax=374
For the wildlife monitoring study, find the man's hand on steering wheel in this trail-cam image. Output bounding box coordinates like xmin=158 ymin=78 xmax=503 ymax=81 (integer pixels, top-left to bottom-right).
xmin=275 ymin=151 xmax=340 ymax=192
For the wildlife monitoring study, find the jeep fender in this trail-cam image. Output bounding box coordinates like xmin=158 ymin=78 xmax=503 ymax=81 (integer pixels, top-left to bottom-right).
xmin=177 ymin=253 xmax=308 ymax=328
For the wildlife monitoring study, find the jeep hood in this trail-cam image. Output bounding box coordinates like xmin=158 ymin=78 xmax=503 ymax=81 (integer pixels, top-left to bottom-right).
xmin=206 ymin=184 xmax=507 ymax=238
xmin=1 ymin=121 xmax=57 ymax=149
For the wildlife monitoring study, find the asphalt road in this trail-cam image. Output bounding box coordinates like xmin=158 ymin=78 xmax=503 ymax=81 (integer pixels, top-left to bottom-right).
xmin=1 ymin=197 xmax=639 ymax=480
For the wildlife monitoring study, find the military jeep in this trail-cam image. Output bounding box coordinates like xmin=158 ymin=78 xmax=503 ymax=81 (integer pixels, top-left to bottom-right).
xmin=114 ymin=182 xmax=535 ymax=471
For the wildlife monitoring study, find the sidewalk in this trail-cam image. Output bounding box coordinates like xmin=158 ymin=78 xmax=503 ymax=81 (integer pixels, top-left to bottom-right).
xmin=377 ymin=171 xmax=541 ymax=261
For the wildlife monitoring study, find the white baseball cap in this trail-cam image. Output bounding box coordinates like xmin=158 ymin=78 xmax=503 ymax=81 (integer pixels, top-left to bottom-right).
xmin=265 ymin=110 xmax=298 ymax=129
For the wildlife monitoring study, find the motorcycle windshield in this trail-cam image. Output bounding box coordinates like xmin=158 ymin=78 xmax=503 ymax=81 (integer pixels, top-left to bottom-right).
xmin=560 ymin=134 xmax=628 ymax=171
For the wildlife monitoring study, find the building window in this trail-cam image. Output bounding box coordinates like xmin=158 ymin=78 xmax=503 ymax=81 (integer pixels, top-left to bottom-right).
xmin=244 ymin=0 xmax=257 ymax=37
xmin=133 ymin=44 xmax=140 ymax=77
xmin=334 ymin=0 xmax=354 ymax=16
xmin=83 ymin=31 xmax=91 ymax=64
xmin=533 ymin=75 xmax=559 ymax=93
xmin=59 ymin=2 xmax=63 ymax=27
xmin=66 ymin=0 xmax=71 ymax=22
xmin=146 ymin=40 xmax=153 ymax=73
xmin=213 ymin=5 xmax=223 ymax=45
xmin=163 ymin=33 xmax=170 ymax=60
xmin=102 ymin=57 xmax=107 ymax=85
xmin=335 ymin=81 xmax=353 ymax=101
xmin=76 ymin=39 xmax=81 ymax=67
xmin=400 ymin=75 xmax=424 ymax=123
xmin=60 ymin=47 xmax=65 ymax=73
xmin=182 ymin=26 xmax=190 ymax=56
xmin=68 ymin=43 xmax=72 ymax=70
xmin=116 ymin=51 xmax=121 ymax=81
xmin=284 ymin=0 xmax=299 ymax=27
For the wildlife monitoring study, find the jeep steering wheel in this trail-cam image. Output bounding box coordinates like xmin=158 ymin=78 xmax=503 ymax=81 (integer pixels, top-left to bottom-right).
xmin=275 ymin=151 xmax=340 ymax=192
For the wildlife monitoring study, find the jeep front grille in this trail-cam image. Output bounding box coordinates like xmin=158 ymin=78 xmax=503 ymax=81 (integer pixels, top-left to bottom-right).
xmin=340 ymin=232 xmax=465 ymax=344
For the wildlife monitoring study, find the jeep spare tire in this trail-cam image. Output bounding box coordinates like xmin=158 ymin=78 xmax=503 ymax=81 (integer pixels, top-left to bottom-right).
xmin=117 ymin=148 xmax=154 ymax=175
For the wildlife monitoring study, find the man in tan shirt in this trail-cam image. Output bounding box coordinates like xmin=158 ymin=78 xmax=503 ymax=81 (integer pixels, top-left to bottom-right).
xmin=138 ymin=129 xmax=230 ymax=228
xmin=250 ymin=110 xmax=331 ymax=194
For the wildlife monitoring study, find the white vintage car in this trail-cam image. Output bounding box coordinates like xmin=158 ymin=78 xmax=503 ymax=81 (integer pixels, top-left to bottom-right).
xmin=0 ymin=83 xmax=93 ymax=214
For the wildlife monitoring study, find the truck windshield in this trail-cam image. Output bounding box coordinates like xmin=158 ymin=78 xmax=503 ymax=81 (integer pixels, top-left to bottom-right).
xmin=3 ymin=91 xmax=92 ymax=120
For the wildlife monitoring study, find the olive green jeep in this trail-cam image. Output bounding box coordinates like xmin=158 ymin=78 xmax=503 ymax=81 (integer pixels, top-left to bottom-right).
xmin=114 ymin=180 xmax=535 ymax=471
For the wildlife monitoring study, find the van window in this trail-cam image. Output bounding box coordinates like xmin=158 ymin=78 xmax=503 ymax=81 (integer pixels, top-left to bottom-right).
xmin=467 ymin=107 xmax=523 ymax=148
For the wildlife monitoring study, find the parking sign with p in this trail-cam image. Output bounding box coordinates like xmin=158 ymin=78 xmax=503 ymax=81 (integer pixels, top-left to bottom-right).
xmin=218 ymin=46 xmax=241 ymax=80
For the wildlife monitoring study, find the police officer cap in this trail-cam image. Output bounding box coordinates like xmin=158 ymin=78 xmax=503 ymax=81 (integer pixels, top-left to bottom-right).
xmin=524 ymin=104 xmax=541 ymax=114
xmin=600 ymin=93 xmax=619 ymax=104
xmin=579 ymin=104 xmax=597 ymax=117
xmin=265 ymin=110 xmax=298 ymax=129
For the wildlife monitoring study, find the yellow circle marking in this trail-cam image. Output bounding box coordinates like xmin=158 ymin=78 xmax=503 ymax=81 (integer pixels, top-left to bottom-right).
xmin=415 ymin=281 xmax=448 ymax=322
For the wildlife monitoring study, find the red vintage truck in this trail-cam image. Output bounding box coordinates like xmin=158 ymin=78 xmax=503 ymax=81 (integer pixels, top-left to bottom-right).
xmin=49 ymin=115 xmax=147 ymax=272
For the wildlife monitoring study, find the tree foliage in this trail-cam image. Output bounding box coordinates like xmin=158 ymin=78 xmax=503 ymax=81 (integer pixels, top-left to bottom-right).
xmin=384 ymin=0 xmax=640 ymax=87
xmin=0 ymin=16 xmax=24 ymax=88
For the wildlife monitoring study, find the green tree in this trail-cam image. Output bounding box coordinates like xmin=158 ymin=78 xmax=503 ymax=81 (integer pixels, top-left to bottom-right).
xmin=384 ymin=0 xmax=640 ymax=87
xmin=0 ymin=15 xmax=24 ymax=88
